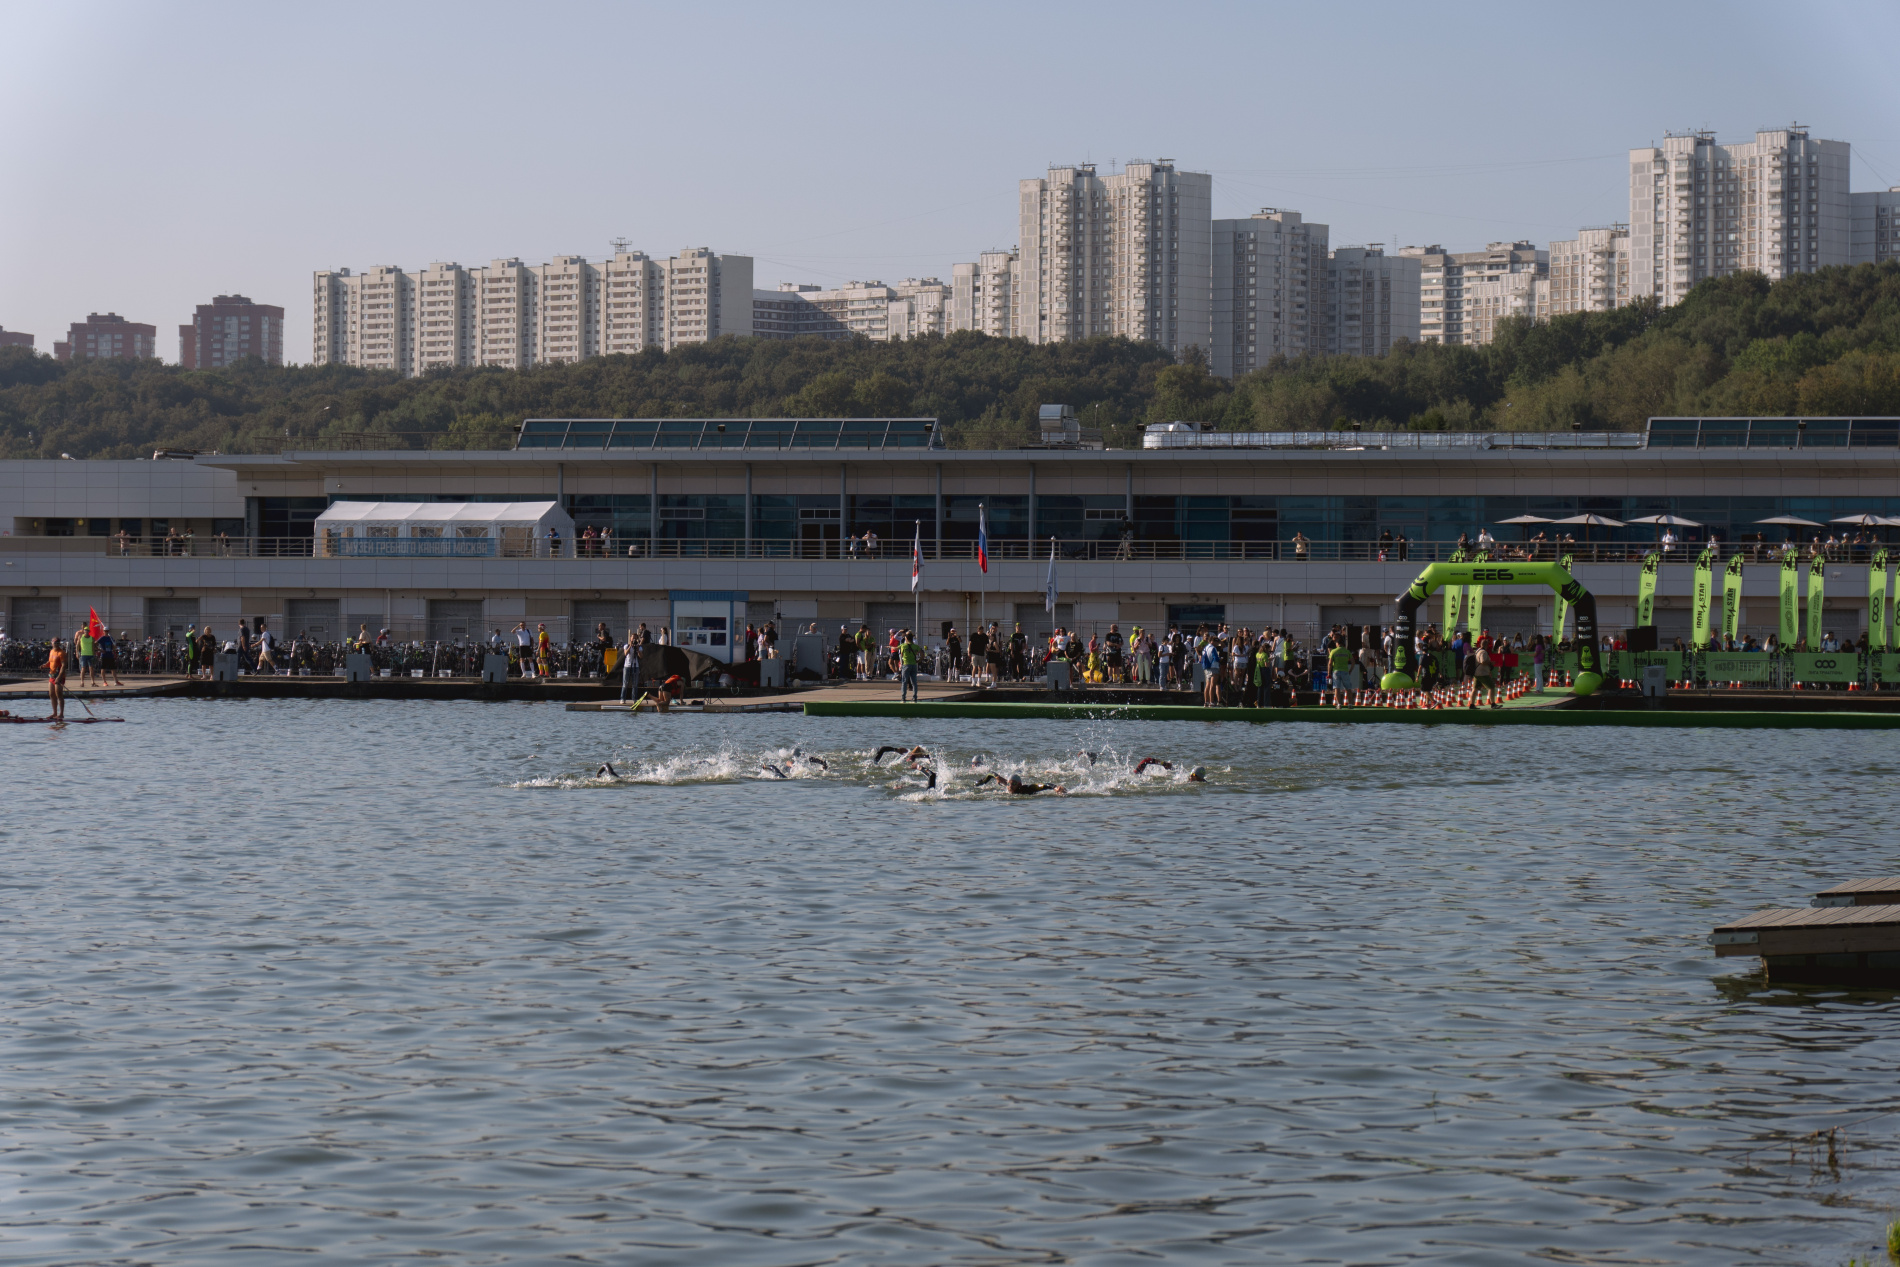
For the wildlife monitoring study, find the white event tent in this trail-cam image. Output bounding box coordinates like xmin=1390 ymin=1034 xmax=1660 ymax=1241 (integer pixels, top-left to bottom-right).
xmin=314 ymin=501 xmax=574 ymax=557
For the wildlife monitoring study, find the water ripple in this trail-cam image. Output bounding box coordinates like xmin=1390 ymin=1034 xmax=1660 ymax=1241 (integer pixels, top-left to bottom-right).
xmin=2 ymin=700 xmax=1897 ymax=1264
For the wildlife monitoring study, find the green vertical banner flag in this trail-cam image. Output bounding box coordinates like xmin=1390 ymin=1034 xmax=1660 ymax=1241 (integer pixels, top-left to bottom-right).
xmin=1465 ymin=552 xmax=1487 ymax=637
xmin=1691 ymin=547 xmax=1715 ymax=648
xmin=1721 ymin=555 xmax=1744 ymax=645
xmin=1779 ymin=555 xmax=1800 ymax=649
xmin=1444 ymin=584 xmax=1464 ymax=633
xmin=1553 ymin=552 xmax=1575 ymax=642
xmin=1871 ymin=550 xmax=1891 ymax=652
xmin=1806 ymin=554 xmax=1827 ymax=649
xmin=1636 ymin=552 xmax=1660 ymax=626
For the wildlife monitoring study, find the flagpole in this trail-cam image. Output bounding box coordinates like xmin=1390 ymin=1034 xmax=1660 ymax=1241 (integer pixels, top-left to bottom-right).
xmin=912 ymin=519 xmax=920 ymax=643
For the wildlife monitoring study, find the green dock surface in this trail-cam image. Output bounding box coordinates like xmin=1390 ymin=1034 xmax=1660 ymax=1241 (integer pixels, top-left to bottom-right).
xmin=801 ymin=698 xmax=1900 ymax=729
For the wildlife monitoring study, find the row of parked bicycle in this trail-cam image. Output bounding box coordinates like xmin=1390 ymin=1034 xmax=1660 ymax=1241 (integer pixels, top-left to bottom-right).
xmin=0 ymin=638 xmax=623 ymax=679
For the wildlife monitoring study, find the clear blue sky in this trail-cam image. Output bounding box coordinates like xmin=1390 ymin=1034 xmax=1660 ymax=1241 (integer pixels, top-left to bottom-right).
xmin=3 ymin=0 xmax=1897 ymax=363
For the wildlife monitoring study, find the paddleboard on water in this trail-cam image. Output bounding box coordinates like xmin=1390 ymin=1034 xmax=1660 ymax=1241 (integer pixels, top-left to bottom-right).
xmin=1 ymin=716 xmax=126 ymax=724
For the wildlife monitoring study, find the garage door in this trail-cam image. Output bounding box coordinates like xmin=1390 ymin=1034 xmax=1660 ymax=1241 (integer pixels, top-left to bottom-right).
xmin=146 ymin=597 xmax=201 ymax=638
xmin=286 ymin=599 xmax=340 ymax=642
xmin=571 ymin=600 xmax=628 ymax=643
xmin=427 ymin=599 xmax=484 ymax=645
xmin=8 ymin=597 xmax=59 ymax=639
xmin=865 ymin=603 xmax=922 ymax=640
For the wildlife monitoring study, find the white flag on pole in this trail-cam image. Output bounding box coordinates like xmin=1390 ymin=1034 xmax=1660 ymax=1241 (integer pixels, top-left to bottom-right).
xmin=911 ymin=520 xmax=921 ymax=592
xmin=1045 ymin=536 xmax=1058 ymax=613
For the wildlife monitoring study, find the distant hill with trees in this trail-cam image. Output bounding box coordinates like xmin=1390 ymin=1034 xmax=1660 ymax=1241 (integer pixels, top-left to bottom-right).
xmin=5 ymin=261 xmax=1899 ymax=460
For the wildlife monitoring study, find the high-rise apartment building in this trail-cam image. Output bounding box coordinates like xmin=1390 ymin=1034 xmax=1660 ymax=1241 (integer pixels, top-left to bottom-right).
xmin=1850 ymin=189 xmax=1900 ymax=265
xmin=886 ymin=278 xmax=951 ymax=341
xmin=471 ymin=258 xmax=533 ymax=371
xmin=54 ymin=313 xmax=157 ymax=362
xmin=0 ymin=327 xmax=33 ymax=350
xmin=178 ymin=294 xmax=284 ymax=369
xmin=1019 ymin=160 xmax=1212 ymax=358
xmin=411 ymin=263 xmax=474 ymax=372
xmin=530 ymin=256 xmax=599 ymax=366
xmin=1627 ymin=126 xmax=1850 ymax=306
xmin=1461 ymin=269 xmax=1547 ymax=346
xmin=1326 ymin=247 xmax=1421 ymax=358
xmin=950 ymin=250 xmax=1020 ymax=338
xmin=751 ymin=278 xmax=942 ymax=342
xmin=1403 ymin=241 xmax=1547 ymax=346
xmin=1546 ymin=226 xmax=1630 ymax=316
xmin=601 ymin=250 xmax=661 ymax=354
xmin=311 ymin=266 xmax=414 ymax=372
xmin=1212 ymin=209 xmax=1329 ymax=376
xmin=752 ymin=284 xmax=842 ymax=339
xmin=313 ymin=248 xmax=751 ymax=374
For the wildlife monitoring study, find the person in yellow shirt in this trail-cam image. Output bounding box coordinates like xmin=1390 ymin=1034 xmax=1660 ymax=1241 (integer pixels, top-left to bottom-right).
xmin=75 ymin=626 xmax=98 ymax=688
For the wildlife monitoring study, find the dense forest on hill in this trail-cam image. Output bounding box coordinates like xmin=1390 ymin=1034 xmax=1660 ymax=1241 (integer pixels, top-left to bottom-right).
xmin=5 ymin=261 xmax=1900 ymax=460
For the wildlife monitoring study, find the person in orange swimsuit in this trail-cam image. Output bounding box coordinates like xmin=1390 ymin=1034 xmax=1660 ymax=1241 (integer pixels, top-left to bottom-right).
xmin=44 ymin=638 xmax=68 ymax=719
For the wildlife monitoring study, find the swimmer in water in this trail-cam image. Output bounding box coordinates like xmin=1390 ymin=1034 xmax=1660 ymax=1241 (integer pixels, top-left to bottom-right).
xmin=873 ymin=744 xmax=929 ymax=766
xmin=1081 ymin=751 xmax=1099 ymax=766
xmin=995 ymin=775 xmax=1071 ymax=794
xmin=780 ymin=747 xmax=829 ymax=772
xmin=1187 ymin=766 xmax=1207 ymax=782
xmin=1133 ymin=757 xmax=1173 ymax=775
xmin=760 ymin=763 xmax=789 ymax=779
xmin=597 ymin=761 xmax=620 ymax=779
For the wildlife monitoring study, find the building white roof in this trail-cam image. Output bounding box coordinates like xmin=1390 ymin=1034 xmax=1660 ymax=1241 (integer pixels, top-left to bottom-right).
xmin=314 ymin=500 xmax=570 ymax=528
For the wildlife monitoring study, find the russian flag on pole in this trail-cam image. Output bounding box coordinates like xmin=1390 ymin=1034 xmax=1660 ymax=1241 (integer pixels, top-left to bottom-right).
xmin=976 ymin=504 xmax=989 ymax=574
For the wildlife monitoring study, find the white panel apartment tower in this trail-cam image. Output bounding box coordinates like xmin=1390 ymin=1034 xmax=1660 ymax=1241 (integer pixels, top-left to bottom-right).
xmin=1019 ymin=160 xmax=1211 ymax=359
xmin=310 ymin=265 xmax=412 ymax=372
xmin=950 ymin=250 xmax=1020 ymax=337
xmin=1628 ymin=126 xmax=1850 ymax=306
xmin=311 ymin=248 xmax=753 ymax=374
xmin=1212 ymin=209 xmax=1329 ymax=377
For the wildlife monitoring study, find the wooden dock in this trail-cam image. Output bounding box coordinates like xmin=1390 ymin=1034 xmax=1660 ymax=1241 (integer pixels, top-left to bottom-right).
xmin=1812 ymin=876 xmax=1900 ymax=906
xmin=0 ymin=675 xmax=192 ymax=705
xmin=1712 ymin=891 xmax=1900 ymax=985
xmin=565 ymin=681 xmax=983 ymax=714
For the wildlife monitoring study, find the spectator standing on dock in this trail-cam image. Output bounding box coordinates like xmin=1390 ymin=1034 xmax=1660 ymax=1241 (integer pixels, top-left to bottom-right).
xmin=969 ymin=624 xmax=989 ymax=684
xmin=97 ymin=628 xmax=123 ymax=686
xmin=535 ymin=623 xmax=552 ymax=677
xmin=1327 ymin=637 xmax=1351 ymax=706
xmin=75 ymin=624 xmax=97 ymax=688
xmin=899 ymin=630 xmax=921 ymax=701
xmin=619 ymin=627 xmax=641 ymax=702
xmin=255 ymin=621 xmax=278 ymax=675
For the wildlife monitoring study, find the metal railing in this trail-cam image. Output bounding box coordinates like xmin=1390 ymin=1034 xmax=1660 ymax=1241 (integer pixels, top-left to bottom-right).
xmin=4 ymin=535 xmax=1892 ymax=565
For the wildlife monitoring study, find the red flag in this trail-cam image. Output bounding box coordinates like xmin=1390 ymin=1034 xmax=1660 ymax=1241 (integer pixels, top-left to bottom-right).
xmin=88 ymin=607 xmax=103 ymax=640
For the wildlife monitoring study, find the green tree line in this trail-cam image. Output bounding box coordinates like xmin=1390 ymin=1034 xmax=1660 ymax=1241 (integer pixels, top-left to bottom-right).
xmin=5 ymin=261 xmax=1899 ymax=460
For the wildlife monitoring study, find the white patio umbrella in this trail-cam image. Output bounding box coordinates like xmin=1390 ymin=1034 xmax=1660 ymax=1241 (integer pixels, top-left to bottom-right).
xmin=1627 ymin=514 xmax=1704 ymax=527
xmin=1496 ymin=513 xmax=1550 ymax=542
xmin=1829 ymin=513 xmax=1886 ymax=527
xmin=1549 ymin=512 xmax=1624 ymax=547
xmin=1755 ymin=515 xmax=1824 ymax=527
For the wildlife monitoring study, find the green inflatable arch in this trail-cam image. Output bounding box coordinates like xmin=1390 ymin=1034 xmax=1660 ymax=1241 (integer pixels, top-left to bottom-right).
xmin=1380 ymin=560 xmax=1605 ymax=697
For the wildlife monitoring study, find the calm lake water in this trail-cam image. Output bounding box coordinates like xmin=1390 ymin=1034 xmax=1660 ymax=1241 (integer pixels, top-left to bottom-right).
xmin=4 ymin=700 xmax=1898 ymax=1265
